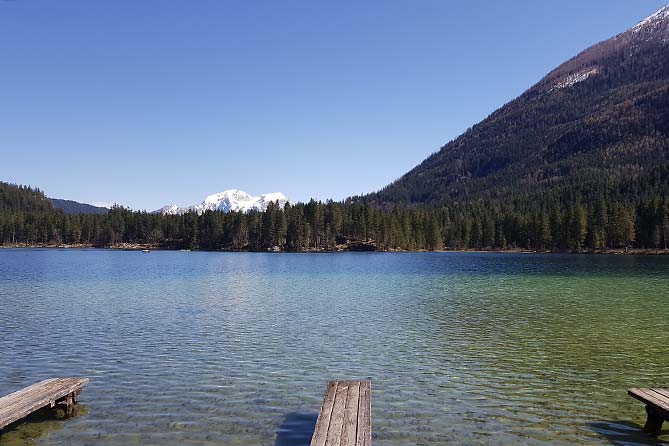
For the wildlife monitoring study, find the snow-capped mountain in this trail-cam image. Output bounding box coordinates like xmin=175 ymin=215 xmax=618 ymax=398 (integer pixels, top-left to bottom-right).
xmin=155 ymin=190 xmax=289 ymax=215
xmin=630 ymin=4 xmax=669 ymax=39
xmin=543 ymin=4 xmax=669 ymax=91
xmin=155 ymin=204 xmax=180 ymax=215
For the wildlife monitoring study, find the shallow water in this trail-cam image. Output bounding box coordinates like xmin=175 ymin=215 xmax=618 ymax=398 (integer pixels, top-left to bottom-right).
xmin=0 ymin=249 xmax=668 ymax=446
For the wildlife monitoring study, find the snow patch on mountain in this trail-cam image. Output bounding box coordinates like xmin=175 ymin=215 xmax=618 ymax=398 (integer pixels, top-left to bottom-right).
xmin=91 ymin=202 xmax=113 ymax=209
xmin=156 ymin=204 xmax=180 ymax=215
xmin=619 ymin=4 xmax=669 ymax=47
xmin=551 ymin=67 xmax=599 ymax=91
xmin=632 ymin=4 xmax=669 ymax=33
xmin=155 ymin=190 xmax=289 ymax=215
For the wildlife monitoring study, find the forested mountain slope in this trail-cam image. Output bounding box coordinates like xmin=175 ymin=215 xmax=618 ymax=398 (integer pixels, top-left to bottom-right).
xmin=0 ymin=182 xmax=54 ymax=213
xmin=370 ymin=6 xmax=669 ymax=210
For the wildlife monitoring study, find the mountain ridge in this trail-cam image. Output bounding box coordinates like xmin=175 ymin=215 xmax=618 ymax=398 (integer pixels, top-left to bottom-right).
xmin=50 ymin=198 xmax=109 ymax=215
xmin=367 ymin=4 xmax=669 ymax=209
xmin=155 ymin=189 xmax=289 ymax=215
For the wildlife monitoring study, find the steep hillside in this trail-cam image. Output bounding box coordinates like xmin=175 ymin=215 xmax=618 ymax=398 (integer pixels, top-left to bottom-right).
xmin=0 ymin=182 xmax=54 ymax=213
xmin=370 ymin=5 xmax=669 ymax=209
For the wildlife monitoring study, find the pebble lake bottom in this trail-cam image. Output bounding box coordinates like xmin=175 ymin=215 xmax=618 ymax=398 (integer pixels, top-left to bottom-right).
xmin=0 ymin=249 xmax=668 ymax=446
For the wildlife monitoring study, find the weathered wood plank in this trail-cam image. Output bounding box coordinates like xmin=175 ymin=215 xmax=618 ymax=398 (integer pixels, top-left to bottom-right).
xmin=324 ymin=381 xmax=350 ymax=446
xmin=311 ymin=380 xmax=371 ymax=446
xmin=340 ymin=381 xmax=360 ymax=446
xmin=629 ymin=388 xmax=669 ymax=413
xmin=311 ymin=381 xmax=338 ymax=446
xmin=0 ymin=379 xmax=60 ymax=409
xmin=356 ymin=381 xmax=371 ymax=446
xmin=1 ymin=378 xmax=87 ymax=423
xmin=0 ymin=378 xmax=89 ymax=430
xmin=650 ymin=388 xmax=669 ymax=402
xmin=1 ymin=378 xmax=86 ymax=418
xmin=2 ymin=379 xmax=82 ymax=412
xmin=0 ymin=379 xmax=72 ymax=415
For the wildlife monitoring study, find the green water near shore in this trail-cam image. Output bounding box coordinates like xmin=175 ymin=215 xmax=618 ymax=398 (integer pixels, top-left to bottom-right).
xmin=0 ymin=250 xmax=668 ymax=445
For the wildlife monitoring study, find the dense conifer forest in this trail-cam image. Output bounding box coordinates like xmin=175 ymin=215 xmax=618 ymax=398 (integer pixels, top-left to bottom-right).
xmin=1 ymin=182 xmax=668 ymax=252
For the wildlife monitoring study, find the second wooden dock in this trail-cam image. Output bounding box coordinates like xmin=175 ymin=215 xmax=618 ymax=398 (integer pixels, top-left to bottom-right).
xmin=311 ymin=380 xmax=371 ymax=446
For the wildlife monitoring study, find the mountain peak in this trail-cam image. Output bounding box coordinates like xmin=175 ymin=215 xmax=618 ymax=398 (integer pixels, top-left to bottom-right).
xmin=632 ymin=4 xmax=669 ymax=33
xmin=203 ymin=189 xmax=253 ymax=205
xmin=155 ymin=189 xmax=289 ymax=215
xmin=539 ymin=4 xmax=669 ymax=91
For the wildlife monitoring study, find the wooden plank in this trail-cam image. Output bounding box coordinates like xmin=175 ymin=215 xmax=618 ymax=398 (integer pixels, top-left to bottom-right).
xmin=650 ymin=388 xmax=669 ymax=401
xmin=1 ymin=378 xmax=87 ymax=417
xmin=0 ymin=379 xmax=60 ymax=409
xmin=629 ymin=388 xmax=669 ymax=410
xmin=340 ymin=381 xmax=360 ymax=446
xmin=628 ymin=388 xmax=669 ymax=414
xmin=324 ymin=381 xmax=350 ymax=446
xmin=0 ymin=378 xmax=87 ymax=425
xmin=0 ymin=378 xmax=89 ymax=430
xmin=311 ymin=380 xmax=371 ymax=446
xmin=0 ymin=378 xmax=84 ymax=414
xmin=356 ymin=381 xmax=371 ymax=446
xmin=0 ymin=379 xmax=71 ymax=414
xmin=648 ymin=389 xmax=669 ymax=405
xmin=311 ymin=381 xmax=338 ymax=446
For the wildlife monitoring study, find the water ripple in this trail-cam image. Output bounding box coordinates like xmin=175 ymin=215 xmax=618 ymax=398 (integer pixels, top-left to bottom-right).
xmin=0 ymin=250 xmax=668 ymax=445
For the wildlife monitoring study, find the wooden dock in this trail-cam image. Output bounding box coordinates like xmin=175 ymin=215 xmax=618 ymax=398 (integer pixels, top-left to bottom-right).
xmin=311 ymin=380 xmax=371 ymax=446
xmin=0 ymin=378 xmax=89 ymax=434
xmin=628 ymin=388 xmax=669 ymax=435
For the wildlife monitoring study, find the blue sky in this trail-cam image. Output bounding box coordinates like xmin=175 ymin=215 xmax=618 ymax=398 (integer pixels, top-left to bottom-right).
xmin=1 ymin=0 xmax=666 ymax=210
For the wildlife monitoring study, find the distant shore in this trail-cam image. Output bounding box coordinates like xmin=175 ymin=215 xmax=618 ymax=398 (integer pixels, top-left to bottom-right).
xmin=2 ymin=242 xmax=668 ymax=255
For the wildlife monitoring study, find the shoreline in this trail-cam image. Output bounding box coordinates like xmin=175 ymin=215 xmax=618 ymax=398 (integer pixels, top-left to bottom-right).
xmin=1 ymin=243 xmax=668 ymax=255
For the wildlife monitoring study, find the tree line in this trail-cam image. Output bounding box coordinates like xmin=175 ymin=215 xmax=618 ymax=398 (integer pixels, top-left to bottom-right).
xmin=1 ymin=185 xmax=668 ymax=252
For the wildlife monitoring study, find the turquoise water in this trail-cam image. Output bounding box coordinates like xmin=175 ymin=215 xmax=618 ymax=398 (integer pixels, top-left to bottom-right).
xmin=0 ymin=249 xmax=668 ymax=446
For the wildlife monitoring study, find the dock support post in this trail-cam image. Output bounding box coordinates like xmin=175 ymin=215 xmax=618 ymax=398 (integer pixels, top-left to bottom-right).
xmin=65 ymin=394 xmax=74 ymax=417
xmin=54 ymin=392 xmax=77 ymax=418
xmin=643 ymin=405 xmax=665 ymax=435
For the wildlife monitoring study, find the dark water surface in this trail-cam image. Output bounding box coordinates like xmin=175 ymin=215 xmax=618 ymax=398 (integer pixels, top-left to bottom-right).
xmin=1 ymin=249 xmax=668 ymax=445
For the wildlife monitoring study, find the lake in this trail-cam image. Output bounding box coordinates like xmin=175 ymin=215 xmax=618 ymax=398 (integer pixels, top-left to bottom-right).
xmin=0 ymin=249 xmax=668 ymax=446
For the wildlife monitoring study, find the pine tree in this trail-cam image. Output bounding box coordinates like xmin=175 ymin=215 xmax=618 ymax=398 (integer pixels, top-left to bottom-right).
xmin=608 ymin=204 xmax=635 ymax=249
xmin=427 ymin=215 xmax=443 ymax=251
xmin=662 ymin=203 xmax=669 ymax=250
xmin=539 ymin=213 xmax=551 ymax=250
xmin=592 ymin=199 xmax=608 ymax=249
xmin=569 ymin=206 xmax=587 ymax=250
